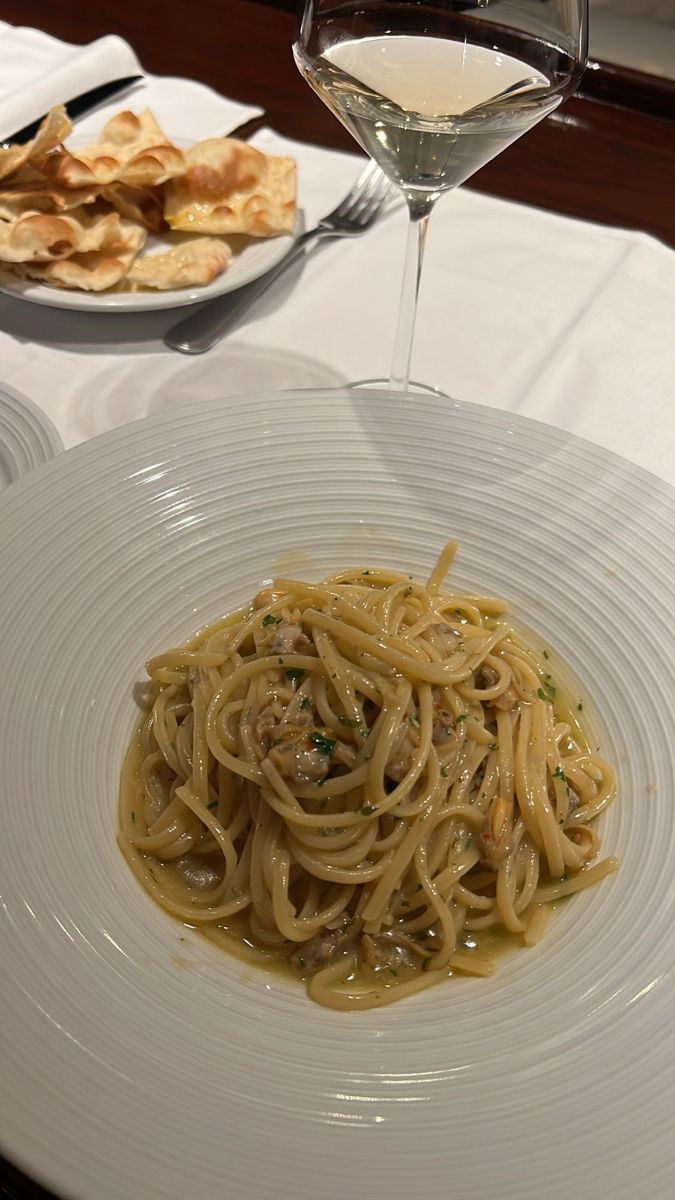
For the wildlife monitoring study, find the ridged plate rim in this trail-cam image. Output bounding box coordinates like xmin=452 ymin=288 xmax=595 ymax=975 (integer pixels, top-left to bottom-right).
xmin=0 ymin=380 xmax=63 ymax=488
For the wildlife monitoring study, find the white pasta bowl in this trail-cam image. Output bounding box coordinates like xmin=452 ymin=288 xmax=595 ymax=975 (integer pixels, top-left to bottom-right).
xmin=0 ymin=388 xmax=673 ymax=1200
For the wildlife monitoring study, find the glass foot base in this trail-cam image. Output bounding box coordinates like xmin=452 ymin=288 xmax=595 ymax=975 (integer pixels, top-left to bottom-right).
xmin=347 ymin=377 xmax=449 ymax=397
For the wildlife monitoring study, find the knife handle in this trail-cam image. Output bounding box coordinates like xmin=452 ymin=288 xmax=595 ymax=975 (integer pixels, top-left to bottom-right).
xmin=4 ymin=75 xmax=143 ymax=145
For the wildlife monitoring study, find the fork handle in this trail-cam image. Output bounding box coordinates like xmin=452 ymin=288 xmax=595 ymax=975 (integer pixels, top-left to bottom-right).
xmin=163 ymin=227 xmax=322 ymax=355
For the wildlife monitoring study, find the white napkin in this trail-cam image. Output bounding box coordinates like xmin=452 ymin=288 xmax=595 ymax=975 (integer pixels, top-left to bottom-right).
xmin=0 ymin=25 xmax=143 ymax=142
xmin=0 ymin=22 xmax=262 ymax=144
xmin=0 ymin=122 xmax=673 ymax=487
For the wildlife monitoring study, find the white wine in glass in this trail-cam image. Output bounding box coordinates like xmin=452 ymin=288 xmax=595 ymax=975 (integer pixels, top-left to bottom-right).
xmin=294 ymin=1 xmax=588 ymax=390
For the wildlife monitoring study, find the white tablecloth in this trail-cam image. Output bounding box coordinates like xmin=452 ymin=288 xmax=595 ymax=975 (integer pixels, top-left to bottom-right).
xmin=0 ymin=35 xmax=673 ymax=486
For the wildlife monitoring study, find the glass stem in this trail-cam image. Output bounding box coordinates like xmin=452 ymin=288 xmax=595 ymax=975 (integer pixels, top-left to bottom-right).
xmin=388 ymin=195 xmax=436 ymax=391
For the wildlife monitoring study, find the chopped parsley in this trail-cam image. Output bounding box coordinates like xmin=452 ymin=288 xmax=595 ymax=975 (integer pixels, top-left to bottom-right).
xmin=543 ymin=649 xmax=549 ymax=659
xmin=339 ymin=716 xmax=361 ymax=728
xmin=489 ymin=743 xmax=497 ymax=751
xmin=537 ymin=687 xmax=550 ymax=702
xmin=553 ymin=765 xmax=566 ymax=781
xmin=360 ymin=804 xmax=376 ymax=815
xmin=310 ymin=732 xmax=336 ymax=756
xmin=577 ymin=701 xmax=584 ymax=711
xmin=300 ymin=696 xmax=313 ymax=711
xmin=131 ymin=810 xmax=136 ymax=823
xmin=285 ymin=668 xmax=305 ymax=683
xmin=261 ymin=614 xmax=278 ymax=627
xmin=454 ymin=713 xmax=468 ymax=727
xmin=362 ymin=570 xmax=371 ymax=576
xmin=207 ymin=800 xmax=219 ymax=811
xmin=440 ymin=767 xmax=448 ymax=778
xmin=389 ymin=968 xmax=399 ymax=977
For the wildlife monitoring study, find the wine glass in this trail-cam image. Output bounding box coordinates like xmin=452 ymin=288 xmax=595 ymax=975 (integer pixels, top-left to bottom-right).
xmin=293 ymin=1 xmax=588 ymax=392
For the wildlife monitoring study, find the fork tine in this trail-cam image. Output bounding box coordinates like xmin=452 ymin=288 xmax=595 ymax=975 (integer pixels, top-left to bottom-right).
xmin=330 ymin=158 xmax=384 ymax=219
xmin=345 ymin=180 xmax=395 ymax=225
xmin=349 ymin=158 xmax=382 ymax=195
xmin=349 ymin=178 xmax=397 ymax=228
xmin=348 ymin=173 xmax=396 ymax=224
xmin=350 ymin=167 xmax=391 ymax=207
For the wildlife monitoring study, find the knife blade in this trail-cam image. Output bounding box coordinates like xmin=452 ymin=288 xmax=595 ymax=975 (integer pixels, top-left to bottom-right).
xmin=3 ymin=75 xmax=144 ymax=146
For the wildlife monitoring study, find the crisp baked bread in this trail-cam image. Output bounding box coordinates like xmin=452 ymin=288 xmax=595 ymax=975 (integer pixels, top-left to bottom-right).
xmin=126 ymin=237 xmax=232 ymax=289
xmin=42 ymin=109 xmax=186 ymax=188
xmin=164 ymin=138 xmax=296 ymax=237
xmin=0 ymin=106 xmax=72 ymax=183
xmin=7 ymin=218 xmax=145 ymax=290
xmin=0 ymin=108 xmax=296 ymax=293
xmin=0 ymin=207 xmax=140 ymax=263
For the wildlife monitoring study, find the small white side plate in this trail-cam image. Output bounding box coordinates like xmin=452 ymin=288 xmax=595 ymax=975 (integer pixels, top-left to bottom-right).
xmin=0 ymin=382 xmax=63 ymax=488
xmin=0 ymin=117 xmax=299 ymax=312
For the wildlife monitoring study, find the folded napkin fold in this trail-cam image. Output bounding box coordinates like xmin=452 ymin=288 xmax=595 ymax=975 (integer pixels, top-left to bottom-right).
xmin=0 ymin=25 xmax=144 ymax=142
xmin=0 ymin=22 xmax=263 ymax=144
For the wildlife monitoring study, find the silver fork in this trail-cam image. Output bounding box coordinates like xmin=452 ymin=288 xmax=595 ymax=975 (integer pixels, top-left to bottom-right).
xmin=163 ymin=160 xmax=398 ymax=355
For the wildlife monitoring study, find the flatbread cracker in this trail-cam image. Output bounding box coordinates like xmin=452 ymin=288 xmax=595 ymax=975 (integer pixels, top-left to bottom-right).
xmin=0 ymin=108 xmax=298 ymax=294
xmin=126 ymin=237 xmax=232 ymax=289
xmin=102 ymin=183 xmax=166 ymax=233
xmin=0 ymin=207 xmax=139 ymax=263
xmin=6 ymin=218 xmax=145 ymax=290
xmin=43 ymin=108 xmax=185 ymax=189
xmin=164 ymin=138 xmax=296 ymax=237
xmin=0 ymin=106 xmax=72 ymax=183
xmin=0 ymin=175 xmax=102 ymax=220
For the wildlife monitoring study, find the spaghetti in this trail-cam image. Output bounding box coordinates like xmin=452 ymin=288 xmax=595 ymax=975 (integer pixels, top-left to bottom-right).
xmin=119 ymin=541 xmax=618 ymax=1009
